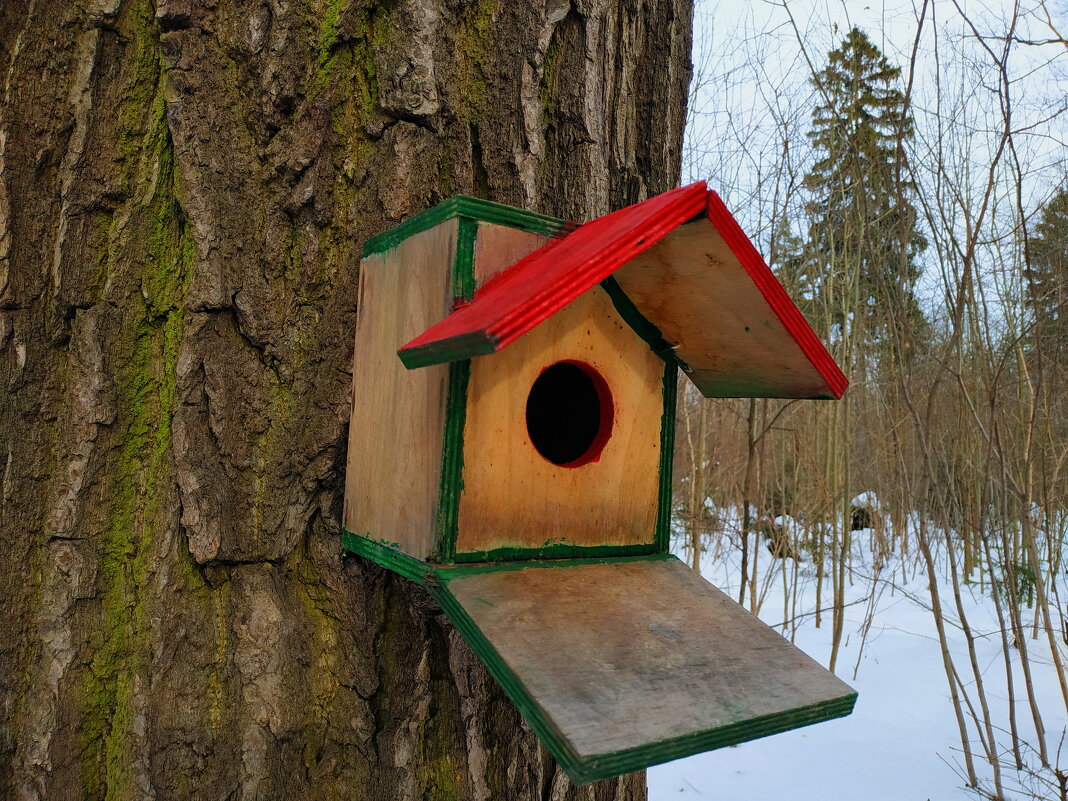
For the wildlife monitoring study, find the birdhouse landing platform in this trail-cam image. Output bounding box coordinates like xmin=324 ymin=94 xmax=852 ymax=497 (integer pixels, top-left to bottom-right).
xmin=342 ymin=184 xmax=855 ymax=784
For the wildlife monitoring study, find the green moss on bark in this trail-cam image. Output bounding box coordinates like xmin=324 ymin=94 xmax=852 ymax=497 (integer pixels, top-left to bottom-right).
xmin=291 ymin=553 xmax=345 ymax=775
xmin=115 ymin=0 xmax=165 ymax=181
xmin=418 ymin=631 xmax=464 ymax=801
xmin=314 ymin=0 xmax=380 ymax=111
xmin=80 ymin=64 xmax=194 ymax=800
xmin=453 ymin=0 xmax=497 ymax=122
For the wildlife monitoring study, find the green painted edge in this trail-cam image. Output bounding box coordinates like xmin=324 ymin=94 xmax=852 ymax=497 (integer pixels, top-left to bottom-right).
xmin=599 ymin=278 xmax=680 ymax=554
xmin=655 ymin=362 xmax=678 ymax=553
xmin=432 ymin=215 xmax=479 ymax=562
xmin=435 ymin=552 xmax=675 ymax=580
xmin=434 ymin=360 xmax=470 ymax=563
xmin=600 ymin=277 xmax=691 ymax=372
xmin=453 ymin=217 xmax=478 ymax=299
xmin=398 ymin=330 xmax=499 ymax=370
xmin=563 ymin=691 xmax=858 ymax=784
xmin=363 ymin=195 xmax=572 ymax=257
xmin=432 ymin=554 xmax=858 ymax=785
xmin=341 ymin=530 xmax=434 ymax=586
xmin=453 ymin=541 xmax=660 ymax=564
xmin=428 ymin=575 xmax=585 ymax=776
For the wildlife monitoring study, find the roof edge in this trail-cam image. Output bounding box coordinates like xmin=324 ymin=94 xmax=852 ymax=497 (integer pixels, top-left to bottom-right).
xmin=397 ymin=182 xmax=710 ymax=368
xmin=562 ymin=690 xmax=857 ymax=784
xmin=397 ymin=329 xmax=499 ymax=370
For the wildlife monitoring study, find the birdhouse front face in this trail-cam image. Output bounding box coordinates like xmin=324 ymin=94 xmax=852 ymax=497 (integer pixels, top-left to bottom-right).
xmin=454 ymin=284 xmax=669 ymax=560
xmin=343 ymin=199 xmax=678 ymax=567
xmin=342 ymin=185 xmax=856 ymax=785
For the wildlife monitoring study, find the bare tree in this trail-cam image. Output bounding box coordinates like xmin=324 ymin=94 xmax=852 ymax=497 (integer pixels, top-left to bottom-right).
xmin=677 ymin=2 xmax=1068 ymax=797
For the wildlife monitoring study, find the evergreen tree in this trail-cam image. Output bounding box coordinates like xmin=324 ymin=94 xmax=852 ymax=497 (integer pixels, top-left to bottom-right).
xmin=790 ymin=27 xmax=927 ymax=361
xmin=1024 ymin=184 xmax=1068 ymax=362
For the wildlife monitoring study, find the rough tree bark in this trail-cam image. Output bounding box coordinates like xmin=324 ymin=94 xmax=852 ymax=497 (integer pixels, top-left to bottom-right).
xmin=0 ymin=1 xmax=692 ymax=798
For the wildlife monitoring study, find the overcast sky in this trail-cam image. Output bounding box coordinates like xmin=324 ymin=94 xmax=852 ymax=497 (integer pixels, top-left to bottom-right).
xmin=684 ymin=0 xmax=1067 ymax=313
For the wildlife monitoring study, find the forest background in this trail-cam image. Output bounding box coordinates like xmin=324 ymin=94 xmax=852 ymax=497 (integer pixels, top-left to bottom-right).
xmin=669 ymin=1 xmax=1068 ymax=799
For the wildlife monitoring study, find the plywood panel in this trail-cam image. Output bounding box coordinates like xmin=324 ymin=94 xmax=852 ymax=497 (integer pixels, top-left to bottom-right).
xmin=613 ymin=216 xmax=838 ymax=398
xmin=455 ymin=286 xmax=664 ymax=556
xmin=438 ymin=557 xmax=855 ymax=775
xmin=472 ymin=222 xmax=550 ymax=287
xmin=343 ymin=221 xmax=457 ymax=560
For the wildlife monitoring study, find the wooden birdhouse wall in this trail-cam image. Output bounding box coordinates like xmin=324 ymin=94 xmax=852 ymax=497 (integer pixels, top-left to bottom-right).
xmin=454 ymin=285 xmax=670 ymax=560
xmin=344 ymin=201 xmax=569 ymax=563
xmin=344 ymin=221 xmax=457 ymax=561
xmin=471 ymin=222 xmax=549 ymax=286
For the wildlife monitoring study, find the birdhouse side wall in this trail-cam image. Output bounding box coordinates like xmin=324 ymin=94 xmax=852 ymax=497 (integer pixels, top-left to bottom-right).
xmin=427 ymin=220 xmax=562 ymax=562
xmin=343 ymin=221 xmax=457 ymax=561
xmin=453 ymin=286 xmax=669 ymax=560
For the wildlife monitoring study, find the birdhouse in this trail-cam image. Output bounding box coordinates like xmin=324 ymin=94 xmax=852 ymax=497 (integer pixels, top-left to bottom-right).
xmin=342 ymin=182 xmax=856 ymax=784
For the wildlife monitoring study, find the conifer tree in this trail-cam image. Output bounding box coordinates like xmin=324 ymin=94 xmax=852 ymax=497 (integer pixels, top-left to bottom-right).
xmin=1024 ymin=184 xmax=1068 ymax=363
xmin=790 ymin=27 xmax=927 ymax=362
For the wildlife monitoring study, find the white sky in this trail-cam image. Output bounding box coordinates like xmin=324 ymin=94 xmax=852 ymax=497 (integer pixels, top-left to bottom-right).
xmin=684 ymin=0 xmax=1068 ymax=322
xmin=686 ymin=0 xmax=1067 ymax=203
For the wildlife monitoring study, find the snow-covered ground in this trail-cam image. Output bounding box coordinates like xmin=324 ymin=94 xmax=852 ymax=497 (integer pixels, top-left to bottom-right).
xmin=649 ymin=509 xmax=1068 ymax=801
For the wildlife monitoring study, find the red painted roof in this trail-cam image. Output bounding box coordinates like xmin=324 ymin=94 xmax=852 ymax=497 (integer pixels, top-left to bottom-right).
xmin=398 ymin=182 xmax=709 ymax=367
xmin=397 ymin=183 xmax=848 ymax=400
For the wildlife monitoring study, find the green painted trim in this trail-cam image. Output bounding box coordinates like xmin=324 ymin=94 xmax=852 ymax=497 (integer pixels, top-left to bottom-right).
xmin=655 ymin=362 xmax=678 ymax=553
xmin=562 ymin=691 xmax=858 ymax=784
xmin=432 ymin=553 xmax=857 ymax=785
xmin=600 ymin=277 xmax=691 ymax=372
xmin=398 ymin=331 xmax=498 ymax=370
xmin=435 ymin=552 xmax=675 ymax=580
xmin=363 ymin=195 xmax=571 ymax=257
xmin=431 ymin=219 xmax=478 ymax=561
xmin=453 ymin=217 xmax=478 ymax=300
xmin=434 ymin=359 xmax=470 ymax=562
xmin=453 ymin=541 xmax=659 ymax=564
xmin=341 ymin=530 xmax=434 ymax=585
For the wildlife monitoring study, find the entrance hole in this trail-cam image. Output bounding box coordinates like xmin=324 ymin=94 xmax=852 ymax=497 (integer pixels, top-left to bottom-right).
xmin=525 ymin=361 xmax=613 ymax=467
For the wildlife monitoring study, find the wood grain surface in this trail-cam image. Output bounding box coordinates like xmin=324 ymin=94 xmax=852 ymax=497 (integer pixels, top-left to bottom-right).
xmin=704 ymin=190 xmax=847 ymax=397
xmin=613 ymin=216 xmax=842 ymax=399
xmin=473 ymin=222 xmax=552 ymax=287
xmin=442 ymin=557 xmax=857 ymax=760
xmin=344 ymin=222 xmax=457 ymax=559
xmin=455 ymin=286 xmax=664 ymax=555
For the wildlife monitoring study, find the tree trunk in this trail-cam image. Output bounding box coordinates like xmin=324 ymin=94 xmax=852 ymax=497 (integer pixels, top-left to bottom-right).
xmin=0 ymin=1 xmax=692 ymax=798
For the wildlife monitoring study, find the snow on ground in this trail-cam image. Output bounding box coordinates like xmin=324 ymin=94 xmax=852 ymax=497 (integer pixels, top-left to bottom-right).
xmin=649 ymin=511 xmax=1068 ymax=801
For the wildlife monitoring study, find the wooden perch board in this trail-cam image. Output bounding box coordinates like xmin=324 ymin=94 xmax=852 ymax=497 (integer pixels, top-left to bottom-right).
xmin=431 ymin=555 xmax=857 ymax=784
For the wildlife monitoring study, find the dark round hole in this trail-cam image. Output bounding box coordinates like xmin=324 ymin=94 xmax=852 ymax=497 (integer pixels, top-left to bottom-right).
xmin=525 ymin=361 xmax=613 ymax=467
